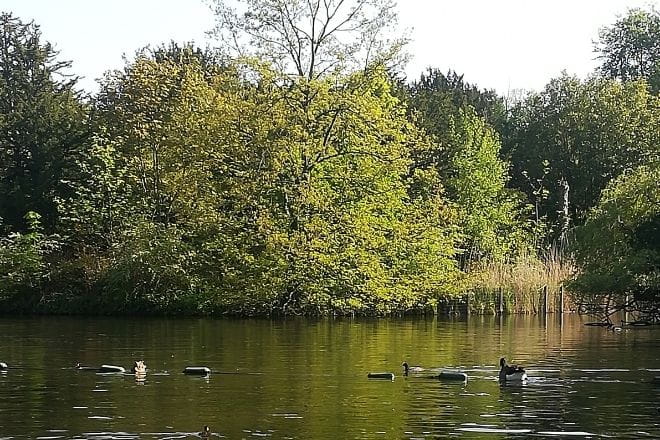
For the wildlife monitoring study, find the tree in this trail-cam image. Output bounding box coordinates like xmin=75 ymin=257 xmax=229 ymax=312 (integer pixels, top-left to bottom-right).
xmin=595 ymin=8 xmax=660 ymax=86
xmin=570 ymin=162 xmax=660 ymax=322
xmin=407 ymin=68 xmax=507 ymax=133
xmin=0 ymin=212 xmax=60 ymax=311
xmin=62 ymin=44 xmax=462 ymax=315
xmin=0 ymin=12 xmax=88 ymax=232
xmin=503 ymin=74 xmax=660 ymax=245
xmin=207 ymin=0 xmax=407 ymax=79
xmin=246 ymin=67 xmax=462 ymax=314
xmin=405 ymin=69 xmax=529 ymax=262
xmin=61 ymin=45 xmax=236 ymax=311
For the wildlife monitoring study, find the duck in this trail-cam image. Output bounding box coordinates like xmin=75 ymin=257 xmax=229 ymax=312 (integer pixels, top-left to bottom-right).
xmin=607 ymin=322 xmax=623 ymax=332
xmin=0 ymin=362 xmax=7 ymax=370
xmin=499 ymin=357 xmax=527 ymax=382
xmin=199 ymin=425 xmax=211 ymax=438
xmin=401 ymin=361 xmax=424 ymax=376
xmin=131 ymin=360 xmax=147 ymax=374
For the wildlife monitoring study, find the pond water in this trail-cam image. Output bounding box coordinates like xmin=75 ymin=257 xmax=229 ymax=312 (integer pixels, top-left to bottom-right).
xmin=0 ymin=314 xmax=659 ymax=439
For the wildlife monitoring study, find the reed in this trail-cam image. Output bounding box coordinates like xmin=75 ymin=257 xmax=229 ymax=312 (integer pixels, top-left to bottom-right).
xmin=464 ymin=252 xmax=576 ymax=314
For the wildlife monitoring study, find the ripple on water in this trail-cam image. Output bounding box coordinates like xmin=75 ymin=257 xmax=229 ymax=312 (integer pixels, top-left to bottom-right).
xmin=458 ymin=424 xmax=532 ymax=434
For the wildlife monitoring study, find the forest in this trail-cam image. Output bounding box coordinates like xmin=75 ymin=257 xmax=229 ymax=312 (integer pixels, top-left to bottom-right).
xmin=0 ymin=1 xmax=658 ymax=318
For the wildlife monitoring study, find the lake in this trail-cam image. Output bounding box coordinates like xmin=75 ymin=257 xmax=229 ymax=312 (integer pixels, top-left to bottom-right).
xmin=0 ymin=314 xmax=659 ymax=438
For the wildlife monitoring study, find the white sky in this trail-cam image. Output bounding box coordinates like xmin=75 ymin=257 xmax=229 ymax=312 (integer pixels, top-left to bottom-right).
xmin=1 ymin=0 xmax=658 ymax=95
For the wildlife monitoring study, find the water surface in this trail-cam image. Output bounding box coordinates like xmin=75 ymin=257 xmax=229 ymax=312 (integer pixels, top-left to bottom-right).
xmin=0 ymin=315 xmax=658 ymax=438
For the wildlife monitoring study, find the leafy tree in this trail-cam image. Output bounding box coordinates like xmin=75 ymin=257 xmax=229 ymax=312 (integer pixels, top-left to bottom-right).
xmin=0 ymin=212 xmax=60 ymax=311
xmin=407 ymin=68 xmax=507 ymax=133
xmin=0 ymin=12 xmax=88 ymax=232
xmin=62 ymin=42 xmax=463 ymax=315
xmin=61 ymin=45 xmax=235 ymax=311
xmin=405 ymin=69 xmax=529 ymax=262
xmin=570 ymin=162 xmax=660 ymax=321
xmin=208 ymin=0 xmax=407 ymax=79
xmin=595 ymin=8 xmax=660 ymax=88
xmin=243 ymin=67 xmax=463 ymax=314
xmin=504 ymin=74 xmax=660 ymax=244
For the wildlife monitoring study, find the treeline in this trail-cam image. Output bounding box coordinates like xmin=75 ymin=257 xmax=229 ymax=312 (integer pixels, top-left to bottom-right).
xmin=0 ymin=3 xmax=658 ymax=317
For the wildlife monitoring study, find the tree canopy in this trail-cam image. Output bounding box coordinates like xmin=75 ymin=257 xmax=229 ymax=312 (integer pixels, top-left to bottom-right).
xmin=503 ymin=75 xmax=660 ymax=244
xmin=0 ymin=12 xmax=87 ymax=233
xmin=4 ymin=4 xmax=660 ymax=318
xmin=570 ymin=162 xmax=660 ymax=321
xmin=208 ymin=0 xmax=407 ymax=79
xmin=595 ymin=8 xmax=660 ymax=90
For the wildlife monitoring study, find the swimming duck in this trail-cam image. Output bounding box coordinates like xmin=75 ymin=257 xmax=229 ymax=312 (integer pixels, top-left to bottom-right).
xmin=200 ymin=425 xmax=211 ymax=438
xmin=499 ymin=357 xmax=527 ymax=382
xmin=131 ymin=360 xmax=147 ymax=374
xmin=402 ymin=361 xmax=424 ymax=376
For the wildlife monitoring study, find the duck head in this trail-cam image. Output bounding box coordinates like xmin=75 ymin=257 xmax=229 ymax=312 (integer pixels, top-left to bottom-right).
xmin=132 ymin=360 xmax=146 ymax=374
xmin=499 ymin=357 xmax=506 ymax=368
xmin=401 ymin=361 xmax=409 ymax=375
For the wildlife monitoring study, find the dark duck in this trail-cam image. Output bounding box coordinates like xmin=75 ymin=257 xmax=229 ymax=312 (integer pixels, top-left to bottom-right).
xmin=401 ymin=361 xmax=424 ymax=376
xmin=499 ymin=357 xmax=527 ymax=382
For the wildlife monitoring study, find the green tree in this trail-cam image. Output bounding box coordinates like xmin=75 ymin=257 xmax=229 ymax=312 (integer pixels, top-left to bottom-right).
xmin=504 ymin=74 xmax=660 ymax=244
xmin=570 ymin=162 xmax=660 ymax=321
xmin=70 ymin=45 xmax=463 ymax=315
xmin=61 ymin=45 xmax=235 ymax=312
xmin=0 ymin=212 xmax=60 ymax=311
xmin=407 ymin=68 xmax=507 ymax=133
xmin=595 ymin=8 xmax=660 ymax=89
xmin=0 ymin=12 xmax=88 ymax=232
xmin=406 ymin=68 xmax=529 ymax=262
xmin=245 ymin=67 xmax=463 ymax=314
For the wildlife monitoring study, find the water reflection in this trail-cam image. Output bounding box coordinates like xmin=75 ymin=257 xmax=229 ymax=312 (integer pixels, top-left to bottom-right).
xmin=0 ymin=315 xmax=658 ymax=438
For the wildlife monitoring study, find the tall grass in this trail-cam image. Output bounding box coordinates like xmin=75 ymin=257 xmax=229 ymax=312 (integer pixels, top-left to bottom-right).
xmin=465 ymin=250 xmax=576 ymax=314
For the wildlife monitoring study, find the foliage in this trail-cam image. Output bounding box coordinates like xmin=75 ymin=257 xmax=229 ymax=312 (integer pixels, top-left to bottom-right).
xmin=406 ymin=69 xmax=531 ymax=262
xmin=0 ymin=212 xmax=60 ymax=310
xmin=208 ymin=0 xmax=407 ymax=79
xmin=444 ymin=109 xmax=531 ymax=262
xmin=54 ymin=45 xmax=464 ymax=315
xmin=595 ymin=7 xmax=660 ymax=89
xmin=407 ymin=68 xmax=507 ymax=133
xmin=0 ymin=12 xmax=88 ymax=232
xmin=504 ymin=74 xmax=660 ymax=244
xmin=569 ymin=163 xmax=660 ymax=320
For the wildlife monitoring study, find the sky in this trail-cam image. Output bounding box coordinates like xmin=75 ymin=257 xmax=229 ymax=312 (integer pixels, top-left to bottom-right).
xmin=1 ymin=0 xmax=658 ymax=95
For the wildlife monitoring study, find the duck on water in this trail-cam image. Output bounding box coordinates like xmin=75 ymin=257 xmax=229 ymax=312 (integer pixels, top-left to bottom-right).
xmin=75 ymin=360 xmax=146 ymax=375
xmin=499 ymin=357 xmax=527 ymax=382
xmin=401 ymin=361 xmax=424 ymax=376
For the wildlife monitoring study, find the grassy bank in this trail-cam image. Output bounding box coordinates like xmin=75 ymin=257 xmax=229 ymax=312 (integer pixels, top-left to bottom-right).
xmin=462 ymin=254 xmax=576 ymax=315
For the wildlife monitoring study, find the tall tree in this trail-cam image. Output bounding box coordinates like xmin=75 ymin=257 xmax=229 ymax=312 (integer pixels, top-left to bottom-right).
xmin=208 ymin=0 xmax=407 ymax=79
xmin=595 ymin=7 xmax=660 ymax=87
xmin=504 ymin=75 xmax=660 ymax=244
xmin=406 ymin=68 xmax=528 ymax=262
xmin=0 ymin=12 xmax=87 ymax=232
xmin=66 ymin=46 xmax=462 ymax=315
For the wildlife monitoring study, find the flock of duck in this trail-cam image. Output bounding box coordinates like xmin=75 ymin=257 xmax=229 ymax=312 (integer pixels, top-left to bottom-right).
xmin=1 ymin=358 xmax=527 ymax=383
xmin=0 ymin=360 xmax=212 ymax=377
xmin=367 ymin=357 xmax=527 ymax=383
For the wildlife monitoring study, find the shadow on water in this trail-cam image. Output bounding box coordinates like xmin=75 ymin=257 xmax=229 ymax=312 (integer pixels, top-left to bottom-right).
xmin=0 ymin=314 xmax=659 ymax=438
